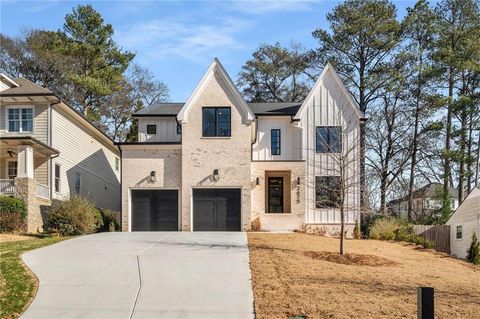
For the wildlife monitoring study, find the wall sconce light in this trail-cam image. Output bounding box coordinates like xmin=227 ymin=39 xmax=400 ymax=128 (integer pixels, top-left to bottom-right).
xmin=256 ymin=177 xmax=260 ymax=185
xmin=150 ymin=171 xmax=156 ymax=183
xmin=213 ymin=169 xmax=219 ymax=182
xmin=297 ymin=177 xmax=301 ymax=185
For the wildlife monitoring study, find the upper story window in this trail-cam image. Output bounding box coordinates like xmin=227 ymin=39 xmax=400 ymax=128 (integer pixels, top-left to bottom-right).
xmin=316 ymin=126 xmax=341 ymax=153
xmin=146 ymin=125 xmax=157 ymax=135
xmin=202 ymin=107 xmax=231 ymax=137
xmin=8 ymin=107 xmax=33 ymax=132
xmin=115 ymin=157 xmax=120 ymax=171
xmin=54 ymin=164 xmax=61 ymax=193
xmin=177 ymin=123 xmax=182 ymax=135
xmin=271 ymin=129 xmax=281 ymax=155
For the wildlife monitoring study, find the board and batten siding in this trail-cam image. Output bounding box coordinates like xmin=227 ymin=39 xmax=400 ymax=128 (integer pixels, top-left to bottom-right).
xmin=299 ymin=67 xmax=361 ymax=225
xmin=252 ymin=116 xmax=302 ymax=161
xmin=138 ymin=117 xmax=181 ymax=142
xmin=51 ymin=106 xmax=120 ymax=211
xmin=447 ymin=187 xmax=480 ymax=259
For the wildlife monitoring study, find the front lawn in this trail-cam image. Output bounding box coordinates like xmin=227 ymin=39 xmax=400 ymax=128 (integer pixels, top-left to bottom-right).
xmin=248 ymin=232 xmax=480 ymax=319
xmin=0 ymin=235 xmax=69 ymax=319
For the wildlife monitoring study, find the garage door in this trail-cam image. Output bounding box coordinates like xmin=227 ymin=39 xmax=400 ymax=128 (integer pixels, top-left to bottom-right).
xmin=131 ymin=190 xmax=178 ymax=231
xmin=193 ymin=189 xmax=241 ymax=231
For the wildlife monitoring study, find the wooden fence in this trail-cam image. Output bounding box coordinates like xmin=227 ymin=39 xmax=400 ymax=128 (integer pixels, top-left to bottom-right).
xmin=413 ymin=225 xmax=450 ymax=254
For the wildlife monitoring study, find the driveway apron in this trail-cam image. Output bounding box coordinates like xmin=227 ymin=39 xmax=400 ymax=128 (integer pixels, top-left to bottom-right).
xmin=21 ymin=232 xmax=254 ymax=319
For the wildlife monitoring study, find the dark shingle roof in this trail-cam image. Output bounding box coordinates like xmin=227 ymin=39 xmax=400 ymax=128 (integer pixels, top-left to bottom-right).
xmin=133 ymin=102 xmax=302 ymax=117
xmin=0 ymin=78 xmax=54 ymax=96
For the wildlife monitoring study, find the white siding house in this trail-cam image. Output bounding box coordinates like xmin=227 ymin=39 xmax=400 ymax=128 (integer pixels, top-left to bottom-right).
xmin=446 ymin=187 xmax=480 ymax=259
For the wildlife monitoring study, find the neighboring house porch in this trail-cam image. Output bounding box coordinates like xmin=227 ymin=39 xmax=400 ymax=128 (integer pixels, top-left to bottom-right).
xmin=0 ymin=136 xmax=59 ymax=232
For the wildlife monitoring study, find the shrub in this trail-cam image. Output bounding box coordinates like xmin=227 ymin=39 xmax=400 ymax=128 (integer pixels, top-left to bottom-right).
xmin=394 ymin=224 xmax=415 ymax=242
xmin=413 ymin=236 xmax=435 ymax=249
xmin=97 ymin=209 xmax=120 ymax=232
xmin=0 ymin=196 xmax=27 ymax=232
xmin=47 ymin=196 xmax=101 ymax=236
xmin=467 ymin=232 xmax=480 ymax=265
xmin=251 ymin=217 xmax=261 ymax=231
xmin=369 ymin=218 xmax=401 ymax=240
xmin=353 ymin=221 xmax=361 ymax=239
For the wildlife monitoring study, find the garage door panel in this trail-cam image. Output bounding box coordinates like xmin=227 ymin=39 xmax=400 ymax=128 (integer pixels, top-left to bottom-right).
xmin=131 ymin=190 xmax=178 ymax=231
xmin=193 ymin=189 xmax=241 ymax=231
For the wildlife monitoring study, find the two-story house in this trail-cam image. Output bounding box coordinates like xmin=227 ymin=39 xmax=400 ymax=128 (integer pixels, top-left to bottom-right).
xmin=0 ymin=74 xmax=121 ymax=232
xmin=117 ymin=59 xmax=363 ymax=235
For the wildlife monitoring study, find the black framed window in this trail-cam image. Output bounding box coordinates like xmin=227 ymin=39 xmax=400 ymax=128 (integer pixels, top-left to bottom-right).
xmin=456 ymin=225 xmax=463 ymax=239
xmin=54 ymin=164 xmax=61 ymax=193
xmin=202 ymin=107 xmax=231 ymax=137
xmin=176 ymin=123 xmax=182 ymax=134
xmin=268 ymin=177 xmax=284 ymax=213
xmin=315 ymin=176 xmax=341 ymax=208
xmin=146 ymin=125 xmax=157 ymax=134
xmin=271 ymin=129 xmax=281 ymax=155
xmin=75 ymin=172 xmax=81 ymax=195
xmin=316 ymin=126 xmax=341 ymax=153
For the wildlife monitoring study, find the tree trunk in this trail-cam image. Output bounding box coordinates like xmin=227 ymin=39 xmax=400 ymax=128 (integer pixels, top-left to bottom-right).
xmin=443 ymin=67 xmax=454 ymax=204
xmin=340 ymin=205 xmax=345 ymax=255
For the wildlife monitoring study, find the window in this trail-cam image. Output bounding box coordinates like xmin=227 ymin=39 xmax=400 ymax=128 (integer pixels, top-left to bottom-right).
xmin=8 ymin=107 xmax=33 ymax=132
xmin=316 ymin=126 xmax=341 ymax=153
xmin=115 ymin=157 xmax=120 ymax=172
xmin=268 ymin=177 xmax=283 ymax=213
xmin=7 ymin=161 xmax=17 ymax=180
xmin=54 ymin=164 xmax=61 ymax=193
xmin=315 ymin=176 xmax=341 ymax=208
xmin=75 ymin=172 xmax=81 ymax=195
xmin=177 ymin=123 xmax=182 ymax=134
xmin=202 ymin=107 xmax=231 ymax=137
xmin=146 ymin=125 xmax=156 ymax=134
xmin=456 ymin=225 xmax=463 ymax=239
xmin=271 ymin=129 xmax=281 ymax=155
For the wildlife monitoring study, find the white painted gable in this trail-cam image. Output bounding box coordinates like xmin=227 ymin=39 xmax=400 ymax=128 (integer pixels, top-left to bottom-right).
xmin=177 ymin=58 xmax=255 ymax=124
xmin=0 ymin=73 xmax=19 ymax=92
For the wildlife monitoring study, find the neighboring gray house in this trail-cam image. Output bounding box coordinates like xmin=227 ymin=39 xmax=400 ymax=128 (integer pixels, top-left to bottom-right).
xmin=0 ymin=74 xmax=121 ymax=232
xmin=118 ymin=59 xmax=364 ymax=235
xmin=388 ymin=183 xmax=459 ymax=220
xmin=446 ymin=187 xmax=480 ymax=259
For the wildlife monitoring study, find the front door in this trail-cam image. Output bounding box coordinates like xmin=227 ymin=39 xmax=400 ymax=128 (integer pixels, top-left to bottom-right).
xmin=193 ymin=188 xmax=241 ymax=231
xmin=265 ymin=171 xmax=291 ymax=214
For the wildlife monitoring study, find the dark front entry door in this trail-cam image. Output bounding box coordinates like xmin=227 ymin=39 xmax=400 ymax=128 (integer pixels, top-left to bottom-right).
xmin=131 ymin=190 xmax=178 ymax=231
xmin=193 ymin=189 xmax=241 ymax=231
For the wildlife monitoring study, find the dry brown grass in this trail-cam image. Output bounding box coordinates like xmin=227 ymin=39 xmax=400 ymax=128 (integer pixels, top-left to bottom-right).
xmin=0 ymin=234 xmax=32 ymax=243
xmin=247 ymin=232 xmax=480 ymax=319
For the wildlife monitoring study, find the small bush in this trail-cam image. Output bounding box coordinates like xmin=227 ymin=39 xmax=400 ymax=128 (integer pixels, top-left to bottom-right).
xmin=251 ymin=217 xmax=261 ymax=231
xmin=97 ymin=209 xmax=120 ymax=232
xmin=394 ymin=225 xmax=415 ymax=242
xmin=467 ymin=232 xmax=480 ymax=265
xmin=47 ymin=196 xmax=101 ymax=236
xmin=413 ymin=236 xmax=435 ymax=249
xmin=0 ymin=196 xmax=27 ymax=232
xmin=369 ymin=218 xmax=401 ymax=240
xmin=353 ymin=221 xmax=361 ymax=239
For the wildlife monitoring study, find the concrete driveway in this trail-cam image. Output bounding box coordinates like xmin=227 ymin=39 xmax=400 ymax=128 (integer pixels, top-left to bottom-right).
xmin=21 ymin=232 xmax=254 ymax=319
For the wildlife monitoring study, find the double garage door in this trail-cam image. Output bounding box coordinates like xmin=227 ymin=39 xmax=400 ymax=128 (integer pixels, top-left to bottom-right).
xmin=131 ymin=189 xmax=241 ymax=231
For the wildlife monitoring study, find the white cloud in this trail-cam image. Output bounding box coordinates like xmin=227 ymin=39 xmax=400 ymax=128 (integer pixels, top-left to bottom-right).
xmin=116 ymin=16 xmax=252 ymax=63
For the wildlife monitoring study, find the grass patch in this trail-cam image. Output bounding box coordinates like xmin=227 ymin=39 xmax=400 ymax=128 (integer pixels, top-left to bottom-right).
xmin=0 ymin=235 xmax=69 ymax=319
xmin=303 ymin=251 xmax=397 ymax=266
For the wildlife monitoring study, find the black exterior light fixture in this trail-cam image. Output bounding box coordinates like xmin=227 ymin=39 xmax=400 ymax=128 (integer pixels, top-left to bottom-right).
xmin=150 ymin=171 xmax=156 ymax=183
xmin=297 ymin=177 xmax=301 ymax=185
xmin=256 ymin=177 xmax=260 ymax=185
xmin=213 ymin=169 xmax=219 ymax=182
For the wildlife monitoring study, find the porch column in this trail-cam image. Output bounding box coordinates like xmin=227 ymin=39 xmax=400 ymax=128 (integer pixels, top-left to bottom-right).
xmin=17 ymin=145 xmax=34 ymax=178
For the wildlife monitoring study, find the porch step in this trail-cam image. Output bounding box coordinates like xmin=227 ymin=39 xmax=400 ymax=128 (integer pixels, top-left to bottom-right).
xmin=259 ymin=214 xmax=303 ymax=232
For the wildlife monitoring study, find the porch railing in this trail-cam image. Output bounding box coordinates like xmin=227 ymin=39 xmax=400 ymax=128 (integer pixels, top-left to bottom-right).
xmin=0 ymin=179 xmax=15 ymax=194
xmin=36 ymin=183 xmax=50 ymax=199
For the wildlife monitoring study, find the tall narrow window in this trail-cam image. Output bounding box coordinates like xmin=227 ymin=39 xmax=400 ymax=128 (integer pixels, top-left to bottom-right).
xmin=7 ymin=161 xmax=17 ymax=180
xmin=202 ymin=107 xmax=231 ymax=137
xmin=115 ymin=157 xmax=120 ymax=172
xmin=75 ymin=172 xmax=81 ymax=195
xmin=315 ymin=176 xmax=341 ymax=208
xmin=271 ymin=129 xmax=281 ymax=155
xmin=8 ymin=107 xmax=33 ymax=132
xmin=456 ymin=225 xmax=463 ymax=239
xmin=176 ymin=123 xmax=182 ymax=134
xmin=316 ymin=126 xmax=342 ymax=153
xmin=54 ymin=164 xmax=61 ymax=193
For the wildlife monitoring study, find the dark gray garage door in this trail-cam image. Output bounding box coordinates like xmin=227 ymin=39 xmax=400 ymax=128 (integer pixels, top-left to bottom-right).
xmin=131 ymin=190 xmax=178 ymax=231
xmin=193 ymin=189 xmax=241 ymax=231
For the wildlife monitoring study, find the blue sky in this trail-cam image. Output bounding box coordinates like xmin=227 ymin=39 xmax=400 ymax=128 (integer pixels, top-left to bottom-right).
xmin=1 ymin=0 xmax=418 ymax=101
